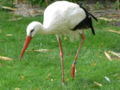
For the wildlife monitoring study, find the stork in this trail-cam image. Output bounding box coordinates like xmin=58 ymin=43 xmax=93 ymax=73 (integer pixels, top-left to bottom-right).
xmin=20 ymin=1 xmax=98 ymax=83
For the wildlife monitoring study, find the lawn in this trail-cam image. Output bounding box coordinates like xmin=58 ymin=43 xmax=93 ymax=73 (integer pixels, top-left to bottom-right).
xmin=0 ymin=11 xmax=120 ymax=90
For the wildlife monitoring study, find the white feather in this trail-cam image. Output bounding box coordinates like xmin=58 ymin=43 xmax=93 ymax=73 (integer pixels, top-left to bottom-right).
xmin=43 ymin=1 xmax=86 ymax=34
xmin=26 ymin=1 xmax=86 ymax=40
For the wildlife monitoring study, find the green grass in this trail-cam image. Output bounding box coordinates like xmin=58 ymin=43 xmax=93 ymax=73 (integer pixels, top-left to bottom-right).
xmin=0 ymin=11 xmax=120 ymax=90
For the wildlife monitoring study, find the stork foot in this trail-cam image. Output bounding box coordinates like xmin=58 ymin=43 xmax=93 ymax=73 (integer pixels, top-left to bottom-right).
xmin=61 ymin=81 xmax=68 ymax=86
xmin=61 ymin=81 xmax=65 ymax=86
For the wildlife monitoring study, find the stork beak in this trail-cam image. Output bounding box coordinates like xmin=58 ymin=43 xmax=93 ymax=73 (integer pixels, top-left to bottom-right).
xmin=20 ymin=36 xmax=32 ymax=59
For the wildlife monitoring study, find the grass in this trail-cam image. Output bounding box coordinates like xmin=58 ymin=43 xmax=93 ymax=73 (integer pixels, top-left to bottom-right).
xmin=0 ymin=11 xmax=120 ymax=90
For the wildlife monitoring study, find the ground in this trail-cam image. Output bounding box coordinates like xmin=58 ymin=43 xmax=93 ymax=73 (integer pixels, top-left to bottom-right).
xmin=0 ymin=9 xmax=120 ymax=90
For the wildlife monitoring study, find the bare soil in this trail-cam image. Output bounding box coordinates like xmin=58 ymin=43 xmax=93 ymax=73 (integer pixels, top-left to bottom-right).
xmin=14 ymin=3 xmax=120 ymax=26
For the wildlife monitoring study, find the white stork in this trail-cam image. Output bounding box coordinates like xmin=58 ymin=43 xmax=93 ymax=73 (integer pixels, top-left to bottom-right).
xmin=20 ymin=1 xmax=98 ymax=83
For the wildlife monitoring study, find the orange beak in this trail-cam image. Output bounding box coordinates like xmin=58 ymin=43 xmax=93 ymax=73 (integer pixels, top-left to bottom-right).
xmin=20 ymin=36 xmax=32 ymax=59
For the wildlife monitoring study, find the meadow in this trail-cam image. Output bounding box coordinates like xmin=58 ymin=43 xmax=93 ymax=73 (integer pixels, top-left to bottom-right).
xmin=0 ymin=11 xmax=120 ymax=90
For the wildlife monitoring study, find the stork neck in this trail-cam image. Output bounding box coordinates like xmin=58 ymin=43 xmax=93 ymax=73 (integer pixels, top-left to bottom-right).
xmin=38 ymin=24 xmax=49 ymax=34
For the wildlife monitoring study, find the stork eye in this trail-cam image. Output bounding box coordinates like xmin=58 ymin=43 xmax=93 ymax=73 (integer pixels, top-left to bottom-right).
xmin=31 ymin=29 xmax=34 ymax=33
xmin=30 ymin=29 xmax=34 ymax=36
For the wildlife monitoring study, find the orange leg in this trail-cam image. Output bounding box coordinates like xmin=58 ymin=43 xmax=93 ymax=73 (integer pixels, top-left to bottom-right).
xmin=56 ymin=35 xmax=64 ymax=83
xmin=71 ymin=31 xmax=86 ymax=79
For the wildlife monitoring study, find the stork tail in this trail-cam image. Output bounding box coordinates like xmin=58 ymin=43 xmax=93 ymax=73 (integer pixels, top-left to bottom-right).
xmin=79 ymin=3 xmax=98 ymax=22
xmin=88 ymin=13 xmax=98 ymax=21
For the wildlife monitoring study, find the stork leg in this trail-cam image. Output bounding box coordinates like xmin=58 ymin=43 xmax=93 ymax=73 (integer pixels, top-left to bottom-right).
xmin=56 ymin=35 xmax=64 ymax=83
xmin=71 ymin=31 xmax=86 ymax=79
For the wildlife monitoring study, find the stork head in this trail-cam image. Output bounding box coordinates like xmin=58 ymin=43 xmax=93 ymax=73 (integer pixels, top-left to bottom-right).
xmin=20 ymin=21 xmax=42 ymax=59
xmin=26 ymin=21 xmax=42 ymax=37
